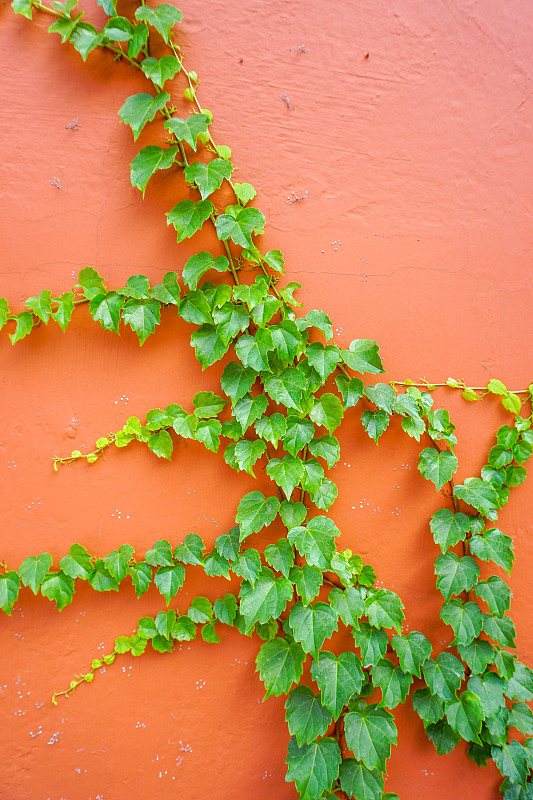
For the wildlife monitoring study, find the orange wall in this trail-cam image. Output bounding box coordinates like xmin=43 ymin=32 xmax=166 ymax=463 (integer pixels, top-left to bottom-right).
xmin=1 ymin=1 xmax=532 ymax=798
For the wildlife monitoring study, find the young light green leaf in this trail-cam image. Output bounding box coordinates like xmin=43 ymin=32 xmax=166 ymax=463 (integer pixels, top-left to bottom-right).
xmin=140 ymin=55 xmax=181 ymax=89
xmin=418 ymin=447 xmax=458 ymax=490
xmin=166 ymin=199 xmax=213 ymax=242
xmin=287 ymin=516 xmax=340 ymax=569
xmin=130 ymin=145 xmax=179 ymax=195
xmin=263 ymin=249 xmax=284 ymax=273
xmin=239 ymin=567 xmax=292 ymax=628
xmin=263 ymin=367 xmax=307 ymax=411
xmin=9 ymin=312 xmax=34 ymax=344
xmin=51 ymin=292 xmax=74 ymax=331
xmin=134 ymin=3 xmax=182 ymax=42
xmin=361 ymin=410 xmax=390 ymax=443
xmin=429 ymin=509 xmax=470 ymax=554
xmin=26 ymin=290 xmax=52 ymax=324
xmin=365 ymin=589 xmax=404 ymax=633
xmin=0 ymin=571 xmax=20 ymax=615
xmin=164 ymin=113 xmax=211 ymax=151
xmin=18 ymin=553 xmax=53 ymax=595
xmin=236 ymin=491 xmax=280 ymax=540
xmin=233 ymin=182 xmax=256 ymax=206
xmin=342 ymin=339 xmax=384 ymax=374
xmin=184 ymin=158 xmax=233 ymax=200
xmin=118 ymin=92 xmax=170 ymax=141
xmin=40 ymin=571 xmax=75 ymax=610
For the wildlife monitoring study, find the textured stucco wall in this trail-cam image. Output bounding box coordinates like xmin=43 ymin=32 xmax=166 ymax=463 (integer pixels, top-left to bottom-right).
xmin=0 ymin=1 xmax=532 ymax=797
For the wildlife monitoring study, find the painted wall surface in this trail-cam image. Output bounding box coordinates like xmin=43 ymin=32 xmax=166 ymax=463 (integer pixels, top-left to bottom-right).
xmin=0 ymin=0 xmax=532 ymax=798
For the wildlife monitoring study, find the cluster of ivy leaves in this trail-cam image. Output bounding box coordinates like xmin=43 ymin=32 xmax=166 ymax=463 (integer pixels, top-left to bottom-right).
xmin=3 ymin=0 xmax=533 ymax=797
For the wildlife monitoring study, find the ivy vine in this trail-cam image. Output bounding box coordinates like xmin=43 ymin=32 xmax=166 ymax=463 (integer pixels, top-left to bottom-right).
xmin=3 ymin=1 xmax=533 ymax=798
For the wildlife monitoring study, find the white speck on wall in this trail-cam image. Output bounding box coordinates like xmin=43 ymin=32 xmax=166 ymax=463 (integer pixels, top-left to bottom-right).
xmin=29 ymin=725 xmax=42 ymax=738
xmin=48 ymin=731 xmax=61 ymax=744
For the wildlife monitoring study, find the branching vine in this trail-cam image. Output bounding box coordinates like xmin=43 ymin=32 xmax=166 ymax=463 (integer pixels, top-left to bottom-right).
xmin=2 ymin=1 xmax=533 ymax=798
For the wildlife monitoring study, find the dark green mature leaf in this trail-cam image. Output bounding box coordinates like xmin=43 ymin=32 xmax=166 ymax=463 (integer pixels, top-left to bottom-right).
xmin=203 ymin=550 xmax=231 ymax=579
xmin=118 ymin=92 xmax=169 ymax=141
xmin=342 ymin=339 xmax=384 ymax=374
xmin=470 ymin=528 xmax=514 ymax=574
xmin=236 ymin=491 xmax=280 ymax=540
xmin=215 ymin=205 xmax=265 ymax=248
xmin=371 ymin=657 xmax=413 ymax=708
xmin=221 ymin=362 xmax=257 ymax=404
xmin=166 ymin=199 xmax=213 ymax=242
xmin=140 ymin=55 xmax=181 ymax=89
xmin=434 ymin=552 xmax=479 ymax=600
xmin=235 ymin=329 xmax=274 ymax=371
xmin=288 ymin=516 xmax=340 ymax=569
xmin=344 ymin=704 xmax=397 ymax=770
xmin=429 ymin=509 xmax=470 ymax=553
xmin=506 ymin=662 xmax=533 ymax=702
xmin=285 ymin=736 xmax=341 ymax=800
xmin=232 ymin=549 xmax=262 ymax=586
xmin=365 ymin=589 xmax=404 ymax=633
xmin=256 ymin=637 xmax=306 ymax=697
xmin=285 ymin=686 xmax=332 ymax=746
xmin=391 ymin=631 xmax=432 ymax=677
xmin=40 ymin=571 xmax=75 ymax=610
xmin=457 ymin=639 xmax=494 ymax=674
xmin=233 ymin=394 xmax=268 ymax=434
xmin=353 ymin=623 xmax=389 ymax=667
xmin=288 ymin=601 xmax=338 ymax=657
xmin=440 ymin=598 xmax=483 ymax=646
xmin=361 ymin=410 xmax=390 ymax=443
xmin=309 ymin=393 xmax=343 ymax=434
xmin=239 ymin=568 xmax=292 ymax=629
xmin=493 ymin=741 xmax=530 ymax=786
xmin=190 ymin=324 xmax=229 ymax=368
xmin=329 ymin=586 xmax=365 ymax=627
xmin=284 ymin=417 xmax=314 ymax=457
xmin=233 ymin=438 xmax=267 ymax=476
xmin=339 ymin=759 xmax=384 ymax=800
xmin=453 ymin=478 xmax=500 ymax=515
xmin=154 ymin=564 xmax=185 ymax=604
xmin=174 ymin=533 xmax=204 ymax=565
xmin=289 ymin=564 xmax=323 ymax=605
xmin=509 ymin=702 xmax=533 ymax=735
xmin=263 ymin=367 xmax=307 ymax=411
xmin=305 ymin=342 xmax=341 ymax=381
xmin=134 ymin=3 xmax=182 ymax=42
xmin=475 ymin=576 xmax=511 ymax=616
xmin=483 ymin=613 xmax=516 ymax=648
xmin=0 ymin=571 xmax=20 ymax=615
xmin=411 ymin=688 xmax=445 ymax=725
xmin=445 ymin=690 xmax=484 ymax=743
xmin=102 ymin=544 xmax=134 ymax=582
xmin=19 ymin=553 xmax=53 ymax=595
xmin=467 ymin=672 xmax=506 ymax=717
xmin=425 ymin=719 xmax=461 ymax=754
xmin=418 ymin=447 xmax=458 ymax=490
xmin=422 ymin=652 xmax=465 ymax=701
xmin=500 ymin=778 xmax=533 ymax=800
xmin=130 ymin=145 xmax=179 ymax=195
xmin=184 ymin=158 xmax=233 ymax=200
xmin=311 ymin=651 xmax=364 ymax=719
xmin=264 ymin=539 xmax=295 ymax=578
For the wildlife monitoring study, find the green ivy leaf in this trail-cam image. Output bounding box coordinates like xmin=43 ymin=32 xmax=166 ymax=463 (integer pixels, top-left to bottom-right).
xmin=328 ymin=586 xmax=365 ymax=627
xmin=59 ymin=543 xmax=93 ymax=579
xmin=145 ymin=539 xmax=173 ymax=567
xmin=89 ymin=291 xmax=124 ymax=333
xmin=507 ymin=662 xmax=533 ymax=702
xmin=118 ymin=91 xmax=170 ymax=141
xmin=390 ymin=631 xmax=432 ymax=677
xmin=365 ymin=589 xmax=404 ymax=633
xmin=264 ymin=539 xmax=295 ymax=578
xmin=289 ymin=565 xmax=323 ymax=605
xmin=311 ymin=651 xmax=364 ymax=719
xmin=232 ymin=394 xmax=267 ymax=434
xmin=213 ymin=593 xmax=238 ymax=626
xmin=187 ymin=596 xmax=213 ymax=624
xmin=339 ymin=759 xmax=384 ymax=800
xmin=285 ymin=687 xmax=332 ymax=747
xmin=18 ymin=553 xmax=53 ymax=595
xmin=221 ymin=362 xmax=258 ymax=404
xmin=166 ymin=199 xmax=213 ymax=242
xmin=26 ymin=290 xmax=52 ymax=323
xmin=255 ymin=637 xmax=306 ymax=697
xmin=341 ymin=339 xmax=384 ymax=374
xmin=371 ymin=657 xmax=413 ymax=708
xmin=140 ymin=55 xmax=181 ymax=89
xmin=214 ymin=527 xmax=240 ymax=563
xmin=239 ymin=567 xmax=292 ymax=629
xmin=88 ymin=561 xmax=118 ymax=592
xmin=285 ymin=736 xmax=341 ymax=800
xmin=195 ymin=418 xmax=222 ymax=453
xmin=40 ymin=571 xmax=75 ymax=610
xmin=350 ymin=625 xmax=388 ymax=673
xmin=361 ymin=410 xmax=390 ymax=443
xmin=425 ymin=719 xmax=461 ymax=754
xmin=283 ymin=417 xmax=314 ymax=457
xmin=183 ymin=252 xmax=229 ymax=290
xmin=215 ymin=205 xmax=265 ymax=248
xmin=440 ymin=598 xmax=483 ymax=646
xmin=102 ymin=544 xmax=134 ymax=582
xmin=127 ymin=562 xmax=152 ymax=597
xmin=48 ymin=13 xmax=82 ymax=44
xmin=130 ymin=145 xmax=179 ymax=195
xmin=263 ymin=249 xmax=284 ymax=273
xmin=475 ymin=576 xmax=511 ymax=616
xmin=305 ymin=343 xmax=341 ymax=382
xmin=0 ymin=571 xmax=20 ymax=615
xmin=147 ymin=429 xmax=173 ymax=460
xmin=309 ymin=393 xmax=343 ymax=434
xmin=236 ymin=491 xmax=280 ymax=541
xmin=288 ymin=601 xmax=338 ymax=657
xmin=470 ymin=528 xmax=514 ymax=574
xmin=266 ymin=455 xmax=304 ymax=500
xmin=344 ymin=703 xmax=397 ymax=771
xmin=434 ymin=552 xmax=479 ymax=600
xmin=184 ymin=158 xmax=233 ymax=200
xmin=445 ymin=690 xmax=484 ymax=743
xmin=288 ymin=516 xmax=340 ymax=569
xmin=190 ymin=324 xmax=229 ymax=368
xmin=233 ymin=182 xmax=256 ymax=206
xmin=422 ymin=652 xmax=465 ymax=701
xmin=232 ymin=549 xmax=262 ymax=586
xmin=411 ymin=688 xmax=445 ymax=725
xmin=134 ymin=3 xmax=183 ymax=42
xmin=51 ymin=292 xmax=74 ymax=331
xmin=483 ymin=613 xmax=516 ymax=648
xmin=467 ymin=672 xmax=506 ymax=716
xmin=164 ymin=113 xmax=211 ymax=151
xmin=418 ymin=447 xmax=458 ymax=490
xmin=11 ymin=0 xmax=33 ymax=19
xmin=453 ymin=478 xmax=500 ymax=515
xmin=9 ymin=311 xmax=34 ymax=344
xmin=509 ymin=702 xmax=533 ymax=736
xmin=153 ymin=564 xmax=185 ymax=604
xmin=364 ymin=382 xmax=396 ymax=413
xmin=457 ymin=639 xmax=494 ymax=674
xmin=429 ymin=509 xmax=470 ymax=553
xmin=173 ymin=533 xmax=204 ymax=566
xmin=493 ymin=741 xmax=530 ymax=786
xmin=263 ymin=367 xmax=307 ymax=411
